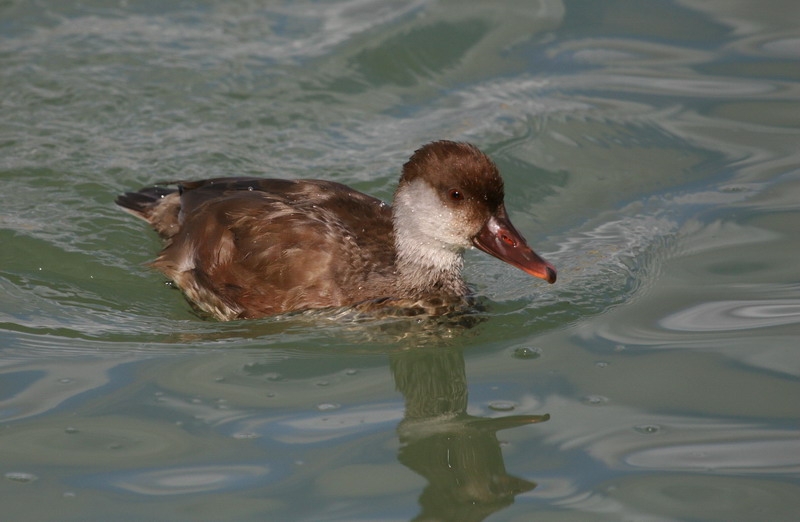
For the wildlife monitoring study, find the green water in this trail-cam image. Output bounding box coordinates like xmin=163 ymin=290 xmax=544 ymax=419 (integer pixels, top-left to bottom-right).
xmin=2 ymin=0 xmax=799 ymax=520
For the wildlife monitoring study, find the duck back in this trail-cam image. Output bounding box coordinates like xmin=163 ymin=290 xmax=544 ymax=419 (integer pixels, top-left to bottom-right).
xmin=117 ymin=178 xmax=397 ymax=319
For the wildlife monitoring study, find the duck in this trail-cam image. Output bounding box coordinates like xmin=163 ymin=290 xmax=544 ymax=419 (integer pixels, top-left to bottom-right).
xmin=116 ymin=141 xmax=556 ymax=320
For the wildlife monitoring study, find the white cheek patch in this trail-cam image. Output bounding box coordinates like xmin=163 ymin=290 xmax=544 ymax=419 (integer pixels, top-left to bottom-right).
xmin=393 ymin=179 xmax=471 ymax=250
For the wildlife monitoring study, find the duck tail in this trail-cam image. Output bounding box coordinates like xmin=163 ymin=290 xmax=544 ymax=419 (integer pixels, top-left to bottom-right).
xmin=115 ymin=185 xmax=175 ymax=217
xmin=115 ymin=185 xmax=181 ymax=238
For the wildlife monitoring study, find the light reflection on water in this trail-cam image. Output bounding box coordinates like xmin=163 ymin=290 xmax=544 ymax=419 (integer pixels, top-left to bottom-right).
xmin=625 ymin=436 xmax=800 ymax=473
xmin=2 ymin=0 xmax=800 ymax=520
xmin=110 ymin=465 xmax=271 ymax=496
xmin=661 ymin=299 xmax=800 ymax=332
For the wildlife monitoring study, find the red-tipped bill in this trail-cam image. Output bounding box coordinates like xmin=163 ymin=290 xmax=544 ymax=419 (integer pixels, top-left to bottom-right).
xmin=472 ymin=207 xmax=557 ymax=284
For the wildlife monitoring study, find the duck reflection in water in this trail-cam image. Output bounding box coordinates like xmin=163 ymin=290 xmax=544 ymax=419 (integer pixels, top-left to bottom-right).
xmin=390 ymin=346 xmax=549 ymax=521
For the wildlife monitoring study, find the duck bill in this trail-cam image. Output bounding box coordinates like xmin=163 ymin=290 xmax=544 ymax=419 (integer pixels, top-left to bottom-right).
xmin=472 ymin=208 xmax=557 ymax=284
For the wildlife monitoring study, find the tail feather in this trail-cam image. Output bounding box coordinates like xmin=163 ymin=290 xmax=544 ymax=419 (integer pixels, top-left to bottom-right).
xmin=115 ymin=185 xmax=176 ymax=217
xmin=116 ymin=185 xmax=181 ymax=238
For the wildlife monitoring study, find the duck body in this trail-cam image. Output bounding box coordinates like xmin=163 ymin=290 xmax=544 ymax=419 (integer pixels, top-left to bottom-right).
xmin=117 ymin=141 xmax=556 ymax=320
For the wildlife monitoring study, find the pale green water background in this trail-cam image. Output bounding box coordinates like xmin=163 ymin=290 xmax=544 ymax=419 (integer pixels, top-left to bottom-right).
xmin=2 ymin=1 xmax=800 ymax=520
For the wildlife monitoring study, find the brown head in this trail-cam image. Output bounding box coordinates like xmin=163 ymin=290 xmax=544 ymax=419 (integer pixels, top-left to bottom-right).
xmin=393 ymin=141 xmax=556 ymax=284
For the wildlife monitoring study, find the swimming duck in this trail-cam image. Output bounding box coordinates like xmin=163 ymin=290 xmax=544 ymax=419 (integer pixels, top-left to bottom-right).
xmin=116 ymin=141 xmax=556 ymax=320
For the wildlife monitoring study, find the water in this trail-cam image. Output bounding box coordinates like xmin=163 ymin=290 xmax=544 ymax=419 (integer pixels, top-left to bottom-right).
xmin=2 ymin=0 xmax=799 ymax=520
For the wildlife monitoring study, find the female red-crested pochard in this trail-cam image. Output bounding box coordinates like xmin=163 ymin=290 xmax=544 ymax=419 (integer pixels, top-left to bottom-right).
xmin=116 ymin=141 xmax=556 ymax=320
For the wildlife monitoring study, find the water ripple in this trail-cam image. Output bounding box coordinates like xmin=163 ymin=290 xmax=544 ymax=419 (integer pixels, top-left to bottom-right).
xmin=626 ymin=436 xmax=800 ymax=473
xmin=660 ymin=299 xmax=800 ymax=332
xmin=111 ymin=465 xmax=269 ymax=495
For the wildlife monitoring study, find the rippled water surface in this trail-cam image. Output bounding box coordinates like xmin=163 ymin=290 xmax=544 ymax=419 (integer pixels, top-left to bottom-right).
xmin=2 ymin=1 xmax=800 ymax=520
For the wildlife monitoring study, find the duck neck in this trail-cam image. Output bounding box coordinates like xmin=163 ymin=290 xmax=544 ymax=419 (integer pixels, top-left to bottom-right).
xmin=394 ymin=237 xmax=467 ymax=296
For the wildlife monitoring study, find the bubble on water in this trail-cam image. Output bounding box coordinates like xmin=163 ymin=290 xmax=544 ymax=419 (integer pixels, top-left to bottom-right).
xmin=595 ymin=361 xmax=610 ymax=368
xmin=63 ymin=491 xmax=77 ymax=498
xmin=316 ymin=402 xmax=340 ymax=411
xmin=634 ymin=424 xmax=662 ymax=434
xmin=581 ymin=395 xmax=609 ymax=406
xmin=64 ymin=426 xmax=79 ymax=434
xmin=58 ymin=378 xmax=73 ymax=384
xmin=5 ymin=472 xmax=38 ymax=483
xmin=232 ymin=432 xmax=261 ymax=440
xmin=488 ymin=400 xmax=516 ymax=412
xmin=512 ymin=347 xmax=542 ymax=360
xmin=315 ymin=380 xmax=330 ymax=387
xmin=720 ymin=184 xmax=751 ymax=193
xmin=344 ymin=368 xmax=358 ymax=376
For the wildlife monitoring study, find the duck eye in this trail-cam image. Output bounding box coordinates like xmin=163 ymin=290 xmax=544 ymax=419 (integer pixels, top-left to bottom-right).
xmin=448 ymin=189 xmax=463 ymax=201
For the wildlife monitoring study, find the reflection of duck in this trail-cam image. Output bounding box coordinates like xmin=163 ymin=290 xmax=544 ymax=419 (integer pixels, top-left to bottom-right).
xmin=116 ymin=141 xmax=556 ymax=320
xmin=390 ymin=348 xmax=549 ymax=522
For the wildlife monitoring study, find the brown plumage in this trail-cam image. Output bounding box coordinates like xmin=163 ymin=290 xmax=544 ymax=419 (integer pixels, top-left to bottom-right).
xmin=116 ymin=141 xmax=556 ymax=320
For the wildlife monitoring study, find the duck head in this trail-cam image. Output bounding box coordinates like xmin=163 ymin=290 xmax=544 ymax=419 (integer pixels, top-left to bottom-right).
xmin=393 ymin=141 xmax=556 ymax=284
